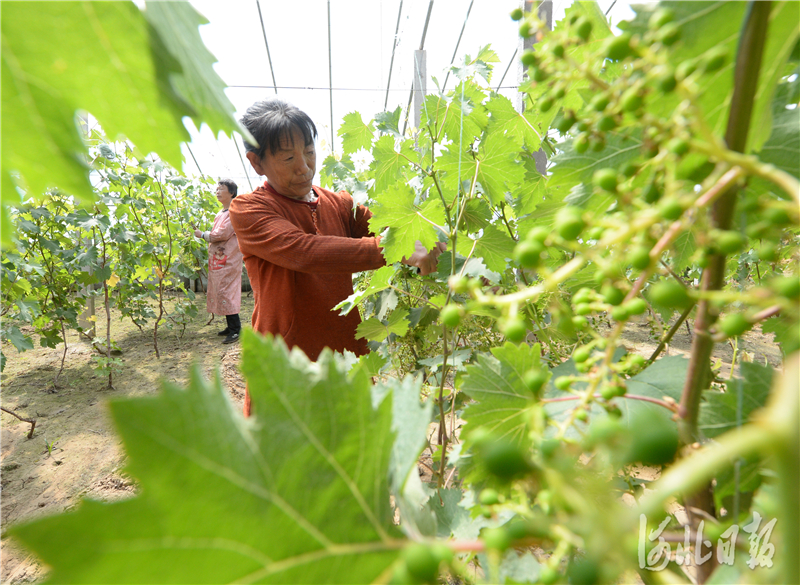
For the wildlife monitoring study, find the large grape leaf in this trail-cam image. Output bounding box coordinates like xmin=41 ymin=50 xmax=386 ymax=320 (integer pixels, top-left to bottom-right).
xmin=511 ymin=158 xmax=547 ymax=218
xmin=1 ymin=2 xmax=238 ymax=202
xmin=334 ymin=265 xmax=396 ymax=316
xmin=420 ymin=80 xmax=488 ymax=146
xmin=761 ymin=316 xmax=800 ymax=355
xmin=698 ymin=362 xmax=773 ymax=439
xmin=368 ymin=135 xmax=415 ymax=194
xmin=142 ymin=1 xmax=241 ymax=142
xmin=621 ymin=1 xmax=799 ymax=153
xmin=438 ymin=132 xmax=525 ymax=207
xmin=547 ymin=132 xmax=642 ymax=212
xmin=485 ymin=95 xmax=543 ymax=152
xmin=356 ymin=309 xmax=410 ymax=342
xmin=373 ymin=374 xmax=436 ymax=537
xmin=368 ymin=182 xmax=446 ymax=264
xmin=471 ymin=223 xmax=517 ymax=275
xmin=9 ymin=333 xmax=401 ymax=584
xmin=757 ymin=107 xmax=800 ymax=180
xmin=338 ymin=112 xmax=375 ymax=156
xmin=619 ymin=355 xmax=688 ymax=426
xmin=460 ymin=342 xmax=549 ymax=446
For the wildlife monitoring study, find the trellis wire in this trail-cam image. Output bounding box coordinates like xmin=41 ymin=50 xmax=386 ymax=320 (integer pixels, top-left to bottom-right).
xmin=255 ymin=0 xmax=278 ymax=95
xmin=441 ymin=0 xmax=475 ymax=93
xmin=384 ymin=0 xmax=405 ymax=110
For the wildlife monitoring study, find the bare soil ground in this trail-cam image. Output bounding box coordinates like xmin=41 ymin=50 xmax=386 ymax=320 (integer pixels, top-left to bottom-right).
xmin=1 ymin=293 xmax=253 ymax=583
xmin=0 ymin=296 xmax=783 ymax=584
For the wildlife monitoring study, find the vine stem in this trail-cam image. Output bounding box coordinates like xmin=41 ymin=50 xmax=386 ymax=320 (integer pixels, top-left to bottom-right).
xmin=677 ymin=4 xmax=772 ymax=582
xmin=541 ymin=393 xmax=678 ymax=412
xmin=1 ymin=407 xmax=36 ymax=438
xmin=648 ymin=302 xmax=696 ymax=363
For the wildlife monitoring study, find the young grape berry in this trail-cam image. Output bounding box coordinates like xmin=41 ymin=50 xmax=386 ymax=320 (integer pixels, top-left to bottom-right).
xmin=555 ymin=206 xmax=585 ymax=240
xmin=717 ymin=313 xmax=751 ymax=338
xmin=594 ymin=168 xmax=618 ymax=192
xmin=649 ymin=280 xmax=691 ymax=309
xmin=440 ymin=304 xmax=462 ymax=328
xmin=503 ymin=317 xmax=527 ymax=343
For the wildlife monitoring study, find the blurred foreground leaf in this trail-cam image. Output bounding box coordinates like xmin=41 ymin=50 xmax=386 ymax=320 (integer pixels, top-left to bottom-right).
xmin=10 ymin=332 xmax=401 ymax=583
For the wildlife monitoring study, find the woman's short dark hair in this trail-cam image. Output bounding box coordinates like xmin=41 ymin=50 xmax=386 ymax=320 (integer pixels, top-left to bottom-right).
xmin=240 ymin=98 xmax=318 ymax=159
xmin=218 ymin=178 xmax=238 ymax=197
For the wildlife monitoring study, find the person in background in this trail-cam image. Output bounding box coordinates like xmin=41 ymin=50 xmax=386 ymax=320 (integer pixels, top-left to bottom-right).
xmin=193 ymin=179 xmax=243 ymax=344
xmin=229 ymin=98 xmax=444 ymax=415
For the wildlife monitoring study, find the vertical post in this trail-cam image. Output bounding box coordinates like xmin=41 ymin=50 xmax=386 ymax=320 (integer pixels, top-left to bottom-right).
xmin=78 ymin=289 xmax=96 ymax=338
xmin=76 ymin=112 xmax=96 ymax=339
xmin=516 ymin=0 xmax=553 ymax=175
xmin=327 ymin=0 xmax=335 ymax=151
xmin=413 ymin=50 xmax=427 ymax=129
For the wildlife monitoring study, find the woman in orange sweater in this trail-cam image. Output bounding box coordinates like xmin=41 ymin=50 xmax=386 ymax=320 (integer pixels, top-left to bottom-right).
xmin=229 ymin=98 xmax=442 ymax=415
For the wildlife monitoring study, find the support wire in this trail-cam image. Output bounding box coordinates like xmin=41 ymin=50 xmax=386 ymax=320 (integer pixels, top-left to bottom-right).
xmin=255 ymin=0 xmax=278 ymax=94
xmin=234 ymin=136 xmax=254 ymax=191
xmin=384 ymin=0 xmax=404 ymax=110
xmin=327 ymin=0 xmax=335 ymax=149
xmin=441 ymin=0 xmax=475 ymax=93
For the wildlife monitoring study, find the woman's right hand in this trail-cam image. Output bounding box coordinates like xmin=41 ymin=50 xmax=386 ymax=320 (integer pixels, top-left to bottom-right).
xmin=194 ymin=229 xmax=203 ymax=239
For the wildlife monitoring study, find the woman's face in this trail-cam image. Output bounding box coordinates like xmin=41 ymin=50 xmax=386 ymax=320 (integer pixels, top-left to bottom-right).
xmin=247 ymin=127 xmax=316 ymax=200
xmin=216 ymin=183 xmax=234 ymax=208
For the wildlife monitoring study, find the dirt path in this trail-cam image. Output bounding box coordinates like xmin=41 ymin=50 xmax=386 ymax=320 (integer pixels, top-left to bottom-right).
xmin=1 ymin=293 xmax=253 ymax=583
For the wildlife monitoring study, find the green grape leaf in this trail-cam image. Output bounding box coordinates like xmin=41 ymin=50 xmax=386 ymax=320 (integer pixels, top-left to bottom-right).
xmin=1 ymin=1 xmax=238 ymax=211
xmin=712 ymin=452 xmax=763 ymax=516
xmin=758 ymin=106 xmax=800 ymax=180
xmin=5 ymin=326 xmax=34 ymax=352
xmin=485 ymin=95 xmax=543 ymax=152
xmin=420 ymin=81 xmax=487 ymax=146
xmin=338 ymin=112 xmax=375 ymax=155
xmin=356 ymin=309 xmax=410 ymax=342
xmin=511 ymin=158 xmax=547 ymax=218
xmin=417 ymin=348 xmax=473 ymax=373
xmin=428 ymin=488 xmax=470 ymax=538
xmin=670 ymin=230 xmax=698 ymax=272
xmin=450 ymin=45 xmax=501 ymax=85
xmin=618 ymin=356 xmax=688 ymax=426
xmin=368 ymin=183 xmax=445 ymax=264
xmin=498 ymin=549 xmax=543 ymax=584
xmin=761 ymin=316 xmax=800 ymax=355
xmin=371 ymin=374 xmax=431 ymax=494
xmin=460 ymin=342 xmax=547 ymax=445
xmin=368 ymin=135 xmax=415 ymax=194
xmin=426 ymin=488 xmax=513 ymax=540
xmin=698 ymin=362 xmax=773 ymax=439
xmin=471 ymin=223 xmax=517 ymax=275
xmin=10 ymin=332 xmax=399 ymax=584
xmin=457 ymin=197 xmax=492 ymax=234
xmin=14 ymin=299 xmax=40 ymax=322
xmin=374 ymin=374 xmax=435 ymax=537
xmin=561 ymin=1 xmax=614 ymax=42
xmin=621 ymin=1 xmax=799 ymax=153
xmin=356 ymin=351 xmax=389 ymax=378
xmin=335 ymin=265 xmax=395 ymax=316
xmin=746 ymin=2 xmax=800 ymax=151
xmin=375 ymin=106 xmax=402 ymax=138
xmin=142 ymin=1 xmax=242 ymax=142
xmin=438 ymin=132 xmax=525 ymax=207
xmin=547 ymin=132 xmax=642 ymax=212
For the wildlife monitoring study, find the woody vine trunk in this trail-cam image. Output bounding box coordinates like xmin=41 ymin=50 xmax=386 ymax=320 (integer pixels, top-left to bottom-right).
xmin=677 ymin=3 xmax=772 ymax=582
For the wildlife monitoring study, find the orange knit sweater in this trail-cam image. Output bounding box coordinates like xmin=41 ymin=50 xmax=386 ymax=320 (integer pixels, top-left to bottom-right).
xmin=229 ymin=181 xmax=386 ymax=362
